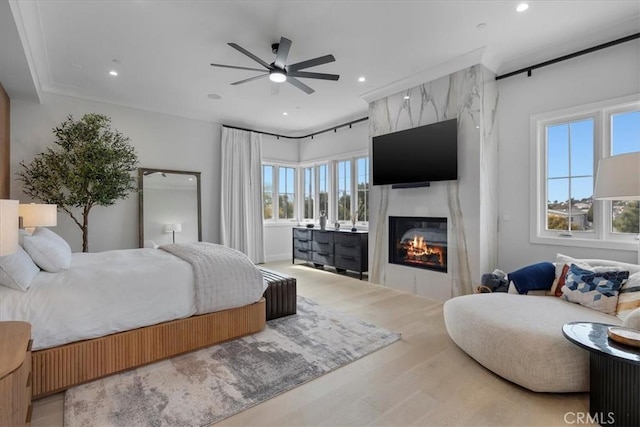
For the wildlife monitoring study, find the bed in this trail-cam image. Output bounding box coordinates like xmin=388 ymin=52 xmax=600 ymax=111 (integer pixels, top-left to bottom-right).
xmin=0 ymin=240 xmax=267 ymax=398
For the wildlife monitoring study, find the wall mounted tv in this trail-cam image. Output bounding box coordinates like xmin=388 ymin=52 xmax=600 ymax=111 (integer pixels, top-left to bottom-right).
xmin=372 ymin=118 xmax=458 ymax=187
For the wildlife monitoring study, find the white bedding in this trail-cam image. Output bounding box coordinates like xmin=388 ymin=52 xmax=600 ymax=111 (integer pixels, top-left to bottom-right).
xmin=0 ymin=248 xmax=196 ymax=350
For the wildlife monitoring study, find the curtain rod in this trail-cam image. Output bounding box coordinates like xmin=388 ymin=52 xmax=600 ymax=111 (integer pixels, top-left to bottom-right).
xmin=223 ymin=116 xmax=368 ymax=140
xmin=495 ymin=32 xmax=640 ymax=81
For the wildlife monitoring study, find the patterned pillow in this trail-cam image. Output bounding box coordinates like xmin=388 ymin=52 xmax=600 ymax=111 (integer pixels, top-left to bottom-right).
xmin=616 ymin=271 xmax=640 ymax=321
xmin=562 ymin=264 xmax=629 ymax=315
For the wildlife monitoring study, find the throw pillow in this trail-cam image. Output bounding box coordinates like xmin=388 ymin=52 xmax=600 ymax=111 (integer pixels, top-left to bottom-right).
xmin=0 ymin=246 xmax=40 ymax=291
xmin=616 ymin=271 xmax=640 ymax=321
xmin=549 ymin=263 xmax=571 ymax=297
xmin=507 ymin=262 xmax=556 ymax=295
xmin=562 ymin=264 xmax=629 ymax=315
xmin=22 ymin=227 xmax=72 ymax=273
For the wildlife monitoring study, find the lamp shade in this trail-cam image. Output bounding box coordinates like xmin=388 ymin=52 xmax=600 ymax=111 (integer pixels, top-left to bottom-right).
xmin=594 ymin=152 xmax=640 ymax=200
xmin=19 ymin=203 xmax=58 ymax=227
xmin=0 ymin=200 xmax=19 ymax=256
xmin=164 ymin=223 xmax=182 ymax=233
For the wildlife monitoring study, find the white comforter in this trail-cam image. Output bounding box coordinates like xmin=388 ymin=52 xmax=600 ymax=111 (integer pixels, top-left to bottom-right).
xmin=0 ymin=248 xmax=196 ymax=350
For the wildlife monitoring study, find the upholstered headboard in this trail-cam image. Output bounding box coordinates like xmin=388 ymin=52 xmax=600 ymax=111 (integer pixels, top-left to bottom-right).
xmin=0 ymin=82 xmax=9 ymax=198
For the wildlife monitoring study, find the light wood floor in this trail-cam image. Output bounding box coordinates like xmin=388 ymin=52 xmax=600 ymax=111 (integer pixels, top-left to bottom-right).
xmin=32 ymin=260 xmax=590 ymax=427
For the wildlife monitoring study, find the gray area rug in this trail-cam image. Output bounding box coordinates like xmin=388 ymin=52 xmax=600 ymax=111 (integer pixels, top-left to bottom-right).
xmin=64 ymin=296 xmax=401 ymax=426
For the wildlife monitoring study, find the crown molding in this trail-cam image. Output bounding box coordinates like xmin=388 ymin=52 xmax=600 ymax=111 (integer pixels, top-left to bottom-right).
xmin=359 ymin=47 xmax=492 ymax=104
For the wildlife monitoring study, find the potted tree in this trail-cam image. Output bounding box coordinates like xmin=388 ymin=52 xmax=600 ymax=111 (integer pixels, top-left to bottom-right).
xmin=17 ymin=114 xmax=139 ymax=252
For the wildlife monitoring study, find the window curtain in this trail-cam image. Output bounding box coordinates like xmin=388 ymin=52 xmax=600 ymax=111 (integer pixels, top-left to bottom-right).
xmin=220 ymin=127 xmax=265 ymax=264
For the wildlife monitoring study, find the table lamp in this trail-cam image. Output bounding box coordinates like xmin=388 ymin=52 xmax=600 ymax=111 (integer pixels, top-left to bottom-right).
xmin=19 ymin=203 xmax=58 ymax=233
xmin=164 ymin=223 xmax=182 ymax=244
xmin=0 ymin=200 xmax=19 ymax=256
xmin=594 ymin=152 xmax=640 ymax=263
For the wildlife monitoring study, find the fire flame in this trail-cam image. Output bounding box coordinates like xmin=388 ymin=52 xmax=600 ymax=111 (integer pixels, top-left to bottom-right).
xmin=402 ymin=235 xmax=444 ymax=265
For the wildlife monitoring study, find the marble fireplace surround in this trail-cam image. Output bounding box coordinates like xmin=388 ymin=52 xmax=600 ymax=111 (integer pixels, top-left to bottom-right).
xmin=367 ymin=63 xmax=499 ymax=301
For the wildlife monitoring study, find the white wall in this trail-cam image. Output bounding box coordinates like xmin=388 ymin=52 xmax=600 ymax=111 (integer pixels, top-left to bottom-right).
xmin=262 ymin=135 xmax=299 ymax=162
xmin=10 ymin=92 xmax=222 ymax=252
xmin=497 ymin=40 xmax=640 ymax=272
xmin=262 ymin=121 xmax=370 ymax=262
xmin=299 ymin=120 xmax=369 ymax=162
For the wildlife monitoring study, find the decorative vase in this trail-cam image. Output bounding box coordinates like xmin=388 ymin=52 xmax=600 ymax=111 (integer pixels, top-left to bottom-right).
xmin=320 ymin=211 xmax=327 ymax=230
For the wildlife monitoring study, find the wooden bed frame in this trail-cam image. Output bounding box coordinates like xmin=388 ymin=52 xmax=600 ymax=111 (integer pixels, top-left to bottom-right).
xmin=31 ymin=298 xmax=266 ymax=399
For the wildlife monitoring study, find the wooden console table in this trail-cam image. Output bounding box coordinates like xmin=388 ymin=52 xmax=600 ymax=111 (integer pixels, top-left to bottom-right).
xmin=293 ymin=227 xmax=368 ymax=280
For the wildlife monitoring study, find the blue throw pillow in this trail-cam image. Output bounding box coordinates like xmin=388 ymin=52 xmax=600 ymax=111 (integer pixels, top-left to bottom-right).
xmin=508 ymin=262 xmax=555 ymax=295
xmin=562 ymin=264 xmax=629 ymax=315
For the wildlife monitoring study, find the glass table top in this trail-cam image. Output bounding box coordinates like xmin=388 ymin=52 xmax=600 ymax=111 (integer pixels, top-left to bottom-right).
xmin=563 ymin=322 xmax=640 ymax=365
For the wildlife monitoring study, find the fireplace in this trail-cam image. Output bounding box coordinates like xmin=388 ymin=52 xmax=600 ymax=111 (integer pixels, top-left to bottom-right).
xmin=389 ymin=216 xmax=447 ymax=272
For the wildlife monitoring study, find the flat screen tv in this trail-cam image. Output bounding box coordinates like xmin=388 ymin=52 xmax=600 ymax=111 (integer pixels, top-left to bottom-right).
xmin=372 ymin=118 xmax=458 ymax=186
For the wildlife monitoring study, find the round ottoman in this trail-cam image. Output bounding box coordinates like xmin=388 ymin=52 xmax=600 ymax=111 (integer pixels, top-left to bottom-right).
xmin=443 ymin=293 xmax=621 ymax=392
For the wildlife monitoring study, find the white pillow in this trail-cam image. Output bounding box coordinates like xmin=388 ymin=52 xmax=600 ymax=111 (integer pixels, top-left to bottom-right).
xmin=22 ymin=227 xmax=72 ymax=272
xmin=0 ymin=246 xmax=40 ymax=291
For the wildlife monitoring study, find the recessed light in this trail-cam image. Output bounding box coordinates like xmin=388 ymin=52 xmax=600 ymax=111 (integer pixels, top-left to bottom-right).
xmin=109 ymin=70 xmax=118 ymax=76
xmin=188 ymin=177 xmax=194 ymax=181
xmin=207 ymin=93 xmax=222 ymax=100
xmin=358 ymin=76 xmax=366 ymax=82
xmin=476 ymin=23 xmax=487 ymax=30
xmin=283 ymin=112 xmax=288 ymax=116
xmin=516 ymin=3 xmax=529 ymax=12
xmin=112 ymin=59 xmax=121 ymax=64
xmin=403 ymin=95 xmax=410 ymax=100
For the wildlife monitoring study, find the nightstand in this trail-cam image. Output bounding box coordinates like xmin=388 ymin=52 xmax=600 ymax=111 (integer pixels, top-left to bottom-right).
xmin=0 ymin=321 xmax=32 ymax=427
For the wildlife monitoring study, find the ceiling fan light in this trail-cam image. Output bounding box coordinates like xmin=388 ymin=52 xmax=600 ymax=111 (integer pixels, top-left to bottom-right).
xmin=269 ymin=71 xmax=287 ymax=83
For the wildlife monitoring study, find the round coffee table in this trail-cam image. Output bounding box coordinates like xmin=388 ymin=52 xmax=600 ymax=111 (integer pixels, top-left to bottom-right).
xmin=563 ymin=322 xmax=640 ymax=427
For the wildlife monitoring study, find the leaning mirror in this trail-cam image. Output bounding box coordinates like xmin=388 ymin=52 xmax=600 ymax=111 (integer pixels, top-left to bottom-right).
xmin=138 ymin=168 xmax=202 ymax=248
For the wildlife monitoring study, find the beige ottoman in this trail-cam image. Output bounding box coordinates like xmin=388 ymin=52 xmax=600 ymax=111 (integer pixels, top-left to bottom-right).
xmin=443 ymin=293 xmax=621 ymax=392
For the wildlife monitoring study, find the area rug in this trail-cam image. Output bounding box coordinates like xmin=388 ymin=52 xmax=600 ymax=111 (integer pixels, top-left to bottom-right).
xmin=64 ymin=296 xmax=401 ymax=426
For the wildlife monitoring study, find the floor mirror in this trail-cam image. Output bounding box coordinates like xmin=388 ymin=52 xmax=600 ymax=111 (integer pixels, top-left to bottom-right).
xmin=138 ymin=168 xmax=202 ymax=248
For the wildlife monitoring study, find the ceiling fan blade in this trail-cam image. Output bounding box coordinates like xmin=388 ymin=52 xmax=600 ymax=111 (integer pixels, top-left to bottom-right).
xmin=210 ymin=63 xmax=266 ymax=72
xmin=287 ymin=71 xmax=340 ymax=81
xmin=273 ymin=37 xmax=292 ymax=69
xmin=287 ymin=54 xmax=335 ymax=72
xmin=230 ymin=74 xmax=269 ymax=85
xmin=287 ymin=77 xmax=314 ymax=94
xmin=228 ymin=43 xmax=272 ymax=69
xmin=271 ymin=81 xmax=280 ymax=96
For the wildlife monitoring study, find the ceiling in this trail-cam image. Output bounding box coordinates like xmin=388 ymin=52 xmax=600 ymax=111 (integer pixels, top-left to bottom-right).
xmin=2 ymin=1 xmax=639 ymax=136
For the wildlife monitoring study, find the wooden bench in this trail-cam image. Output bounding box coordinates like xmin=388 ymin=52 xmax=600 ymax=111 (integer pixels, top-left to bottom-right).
xmin=259 ymin=267 xmax=297 ymax=320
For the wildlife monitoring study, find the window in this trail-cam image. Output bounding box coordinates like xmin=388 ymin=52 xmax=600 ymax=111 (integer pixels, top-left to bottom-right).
xmin=356 ymin=156 xmax=369 ymax=222
xmin=533 ymin=95 xmax=640 ymax=248
xmin=545 ymin=118 xmax=594 ymax=233
xmin=610 ymin=110 xmax=640 ymax=234
xmin=279 ymin=166 xmax=295 ymax=219
xmin=262 ymin=164 xmax=295 ymax=221
xmin=262 ymin=165 xmax=274 ymax=220
xmin=318 ymin=164 xmax=329 ymax=216
xmin=303 ymin=167 xmax=314 ymax=220
xmin=336 ymin=160 xmax=351 ymax=221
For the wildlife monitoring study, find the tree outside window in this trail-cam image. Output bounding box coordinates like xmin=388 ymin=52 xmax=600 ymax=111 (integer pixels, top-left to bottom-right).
xmin=337 ymin=160 xmax=351 ymax=221
xmin=263 ymin=165 xmax=274 ymax=219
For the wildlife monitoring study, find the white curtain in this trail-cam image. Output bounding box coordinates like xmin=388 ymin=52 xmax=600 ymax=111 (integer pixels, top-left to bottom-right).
xmin=220 ymin=127 xmax=265 ymax=263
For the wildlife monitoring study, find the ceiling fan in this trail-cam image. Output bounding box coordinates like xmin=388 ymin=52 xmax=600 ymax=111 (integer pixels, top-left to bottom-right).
xmin=210 ymin=37 xmax=339 ymax=94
